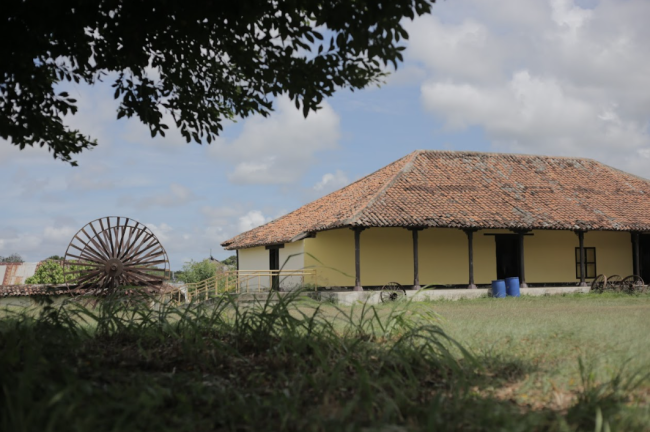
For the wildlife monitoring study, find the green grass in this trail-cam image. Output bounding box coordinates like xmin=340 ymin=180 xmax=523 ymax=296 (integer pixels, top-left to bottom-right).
xmin=407 ymin=294 xmax=650 ymax=424
xmin=0 ymin=292 xmax=648 ymax=431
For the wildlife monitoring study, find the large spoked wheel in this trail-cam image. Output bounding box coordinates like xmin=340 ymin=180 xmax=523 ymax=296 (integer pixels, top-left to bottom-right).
xmin=63 ymin=217 xmax=170 ymax=290
xmin=620 ymin=275 xmax=645 ymax=294
xmin=591 ymin=274 xmax=607 ymax=293
xmin=380 ymin=282 xmax=407 ymax=303
xmin=606 ymin=274 xmax=622 ymax=292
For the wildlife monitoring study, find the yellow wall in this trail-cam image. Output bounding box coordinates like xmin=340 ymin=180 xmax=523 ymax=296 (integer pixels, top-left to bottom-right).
xmin=420 ymin=228 xmax=468 ymax=285
xmin=299 ymin=227 xmax=634 ymax=288
xmin=359 ymin=228 xmax=413 ymax=286
xmin=524 ymin=230 xmax=578 ymax=283
xmin=304 ymin=228 xmax=356 ymax=287
xmin=584 ymin=231 xmax=632 ymax=277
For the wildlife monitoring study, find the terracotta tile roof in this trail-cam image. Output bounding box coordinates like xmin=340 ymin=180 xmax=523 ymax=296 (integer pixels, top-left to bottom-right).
xmin=222 ymin=150 xmax=650 ymax=249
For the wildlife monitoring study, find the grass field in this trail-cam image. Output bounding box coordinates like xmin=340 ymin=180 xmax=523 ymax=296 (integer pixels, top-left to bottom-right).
xmin=0 ymin=292 xmax=648 ymax=431
xmin=412 ymin=294 xmax=650 ymax=416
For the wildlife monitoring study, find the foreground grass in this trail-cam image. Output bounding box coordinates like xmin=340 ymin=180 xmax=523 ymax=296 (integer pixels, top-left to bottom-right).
xmin=407 ymin=293 xmax=650 ymax=427
xmin=1 ymin=293 xmax=649 ymax=431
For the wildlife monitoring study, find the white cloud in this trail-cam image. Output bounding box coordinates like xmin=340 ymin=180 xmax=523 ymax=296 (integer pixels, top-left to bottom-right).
xmin=201 ymin=205 xmax=246 ymax=227
xmin=120 ymin=183 xmax=199 ymax=209
xmin=145 ymin=222 xmax=174 ymax=244
xmin=313 ymin=170 xmax=350 ymax=193
xmin=0 ymin=222 xmax=79 ymax=262
xmin=209 ymin=96 xmax=340 ymax=184
xmin=405 ymin=0 xmax=650 ymax=175
xmin=237 ymin=210 xmax=270 ymax=232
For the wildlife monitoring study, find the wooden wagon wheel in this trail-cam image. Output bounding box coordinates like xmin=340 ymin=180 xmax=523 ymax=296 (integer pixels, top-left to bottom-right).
xmin=606 ymin=274 xmax=622 ymax=292
xmin=380 ymin=282 xmax=407 ymax=303
xmin=620 ymin=275 xmax=645 ymax=294
xmin=590 ymin=274 xmax=607 ymax=293
xmin=63 ymin=216 xmax=170 ymax=290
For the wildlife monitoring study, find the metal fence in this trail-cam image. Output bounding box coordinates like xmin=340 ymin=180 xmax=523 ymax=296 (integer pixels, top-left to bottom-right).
xmin=167 ymin=269 xmax=318 ymax=303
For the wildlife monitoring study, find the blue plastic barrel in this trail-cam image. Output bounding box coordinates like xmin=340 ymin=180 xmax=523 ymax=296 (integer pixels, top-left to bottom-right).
xmin=491 ymin=280 xmax=506 ymax=298
xmin=505 ymin=277 xmax=521 ymax=297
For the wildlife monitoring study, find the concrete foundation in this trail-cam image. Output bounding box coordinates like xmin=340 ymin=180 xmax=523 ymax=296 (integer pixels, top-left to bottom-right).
xmin=306 ymin=286 xmax=591 ymax=306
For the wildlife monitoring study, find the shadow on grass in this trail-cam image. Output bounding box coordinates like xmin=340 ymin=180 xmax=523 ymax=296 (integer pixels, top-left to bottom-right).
xmin=0 ymin=291 xmax=647 ymax=431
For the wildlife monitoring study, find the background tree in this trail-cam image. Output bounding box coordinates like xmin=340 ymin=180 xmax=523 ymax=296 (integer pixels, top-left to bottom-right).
xmin=221 ymin=255 xmax=238 ymax=268
xmin=1 ymin=0 xmax=436 ymax=164
xmin=176 ymin=259 xmax=221 ymax=284
xmin=0 ymin=253 xmax=24 ymax=263
xmin=25 ymin=260 xmax=65 ymax=285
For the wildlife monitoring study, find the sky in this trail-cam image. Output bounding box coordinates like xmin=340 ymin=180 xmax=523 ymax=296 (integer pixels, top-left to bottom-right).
xmin=1 ymin=0 xmax=650 ymax=270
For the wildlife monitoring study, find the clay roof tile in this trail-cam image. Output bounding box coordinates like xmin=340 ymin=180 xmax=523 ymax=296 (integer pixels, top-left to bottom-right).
xmin=221 ymin=150 xmax=650 ymax=249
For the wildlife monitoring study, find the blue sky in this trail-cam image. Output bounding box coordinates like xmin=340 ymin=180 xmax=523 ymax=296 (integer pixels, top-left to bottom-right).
xmin=2 ymin=0 xmax=649 ymax=269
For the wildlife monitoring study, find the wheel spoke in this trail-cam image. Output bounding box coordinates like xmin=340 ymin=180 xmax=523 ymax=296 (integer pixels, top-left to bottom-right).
xmin=126 ymin=258 xmax=167 ymax=267
xmin=128 ymin=267 xmax=165 ymax=281
xmin=80 ymin=228 xmax=111 ymax=261
xmin=88 ymin=223 xmax=112 ymax=259
xmin=65 ymin=253 xmax=104 ymax=265
xmin=65 ymin=217 xmax=169 ymax=289
xmin=75 ymin=269 xmax=103 ymax=285
xmin=123 ymin=234 xmax=155 ymax=263
xmin=70 ymin=243 xmax=105 ymax=262
xmin=127 ymin=249 xmax=165 ymax=266
xmin=103 ymin=218 xmax=115 ymax=258
xmin=117 ymin=218 xmax=129 ymax=257
xmin=120 ymin=224 xmax=147 ymax=260
xmin=120 ymin=224 xmax=137 ymax=260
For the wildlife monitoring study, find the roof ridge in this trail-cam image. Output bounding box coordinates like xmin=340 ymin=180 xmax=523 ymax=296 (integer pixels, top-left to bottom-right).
xmin=416 ymin=149 xmax=600 ymax=163
xmin=344 ymin=150 xmax=421 ymax=225
xmin=596 ymin=162 xmax=650 ymax=186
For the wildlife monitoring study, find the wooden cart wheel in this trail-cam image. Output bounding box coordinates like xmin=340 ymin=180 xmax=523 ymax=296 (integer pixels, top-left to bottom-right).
xmin=590 ymin=274 xmax=607 ymax=293
xmin=63 ymin=216 xmax=170 ymax=290
xmin=380 ymin=282 xmax=406 ymax=303
xmin=620 ymin=275 xmax=645 ymax=294
xmin=606 ymin=274 xmax=622 ymax=292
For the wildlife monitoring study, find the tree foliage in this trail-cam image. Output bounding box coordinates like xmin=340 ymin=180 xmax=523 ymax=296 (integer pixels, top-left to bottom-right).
xmin=25 ymin=260 xmax=65 ymax=285
xmin=176 ymin=259 xmax=220 ymax=284
xmin=0 ymin=253 xmax=24 ymax=263
xmin=221 ymin=255 xmax=238 ymax=267
xmin=1 ymin=0 xmax=435 ymax=164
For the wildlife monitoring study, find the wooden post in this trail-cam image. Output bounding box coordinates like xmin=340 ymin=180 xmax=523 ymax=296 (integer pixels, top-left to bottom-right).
xmin=465 ymin=229 xmax=478 ymax=289
xmin=577 ymin=231 xmax=587 ymax=287
xmin=409 ymin=228 xmax=422 ymax=290
xmin=632 ymin=232 xmax=640 ymax=276
xmin=518 ymin=231 xmax=528 ymax=288
xmin=352 ymin=227 xmax=365 ymax=291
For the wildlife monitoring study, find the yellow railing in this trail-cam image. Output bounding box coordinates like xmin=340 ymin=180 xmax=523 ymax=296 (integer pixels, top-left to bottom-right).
xmin=165 ymin=269 xmax=317 ymax=303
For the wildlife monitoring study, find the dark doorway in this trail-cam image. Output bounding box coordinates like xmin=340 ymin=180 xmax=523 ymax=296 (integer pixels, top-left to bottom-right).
xmin=269 ymin=248 xmax=280 ymax=290
xmin=640 ymin=234 xmax=650 ymax=283
xmin=495 ymin=235 xmax=520 ymax=280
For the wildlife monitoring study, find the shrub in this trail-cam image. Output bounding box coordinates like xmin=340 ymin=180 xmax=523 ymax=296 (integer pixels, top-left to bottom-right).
xmin=25 ymin=260 xmax=65 ymax=285
xmin=175 ymin=259 xmax=220 ymax=284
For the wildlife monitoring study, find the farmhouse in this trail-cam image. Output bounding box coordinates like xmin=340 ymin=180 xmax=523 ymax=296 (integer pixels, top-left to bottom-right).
xmin=221 ymin=150 xmax=650 ymax=290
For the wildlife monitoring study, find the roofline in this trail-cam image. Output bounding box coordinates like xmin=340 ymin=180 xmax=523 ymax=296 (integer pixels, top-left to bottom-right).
xmin=223 ymin=223 xmax=650 ymax=250
xmin=219 ymin=152 xmax=418 ymax=248
xmin=414 ymin=149 xmax=599 ymax=163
